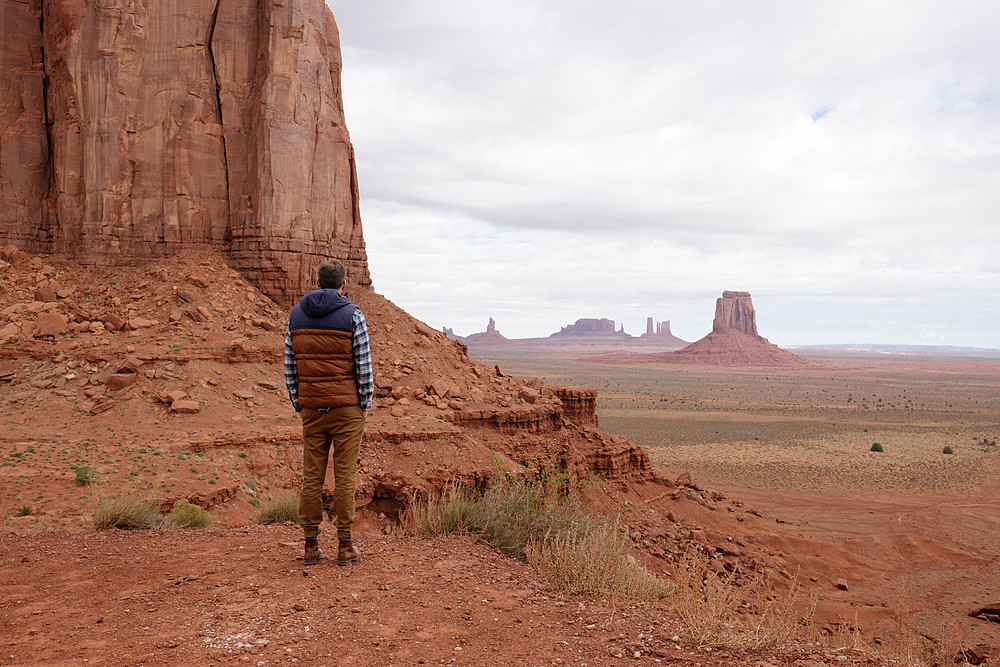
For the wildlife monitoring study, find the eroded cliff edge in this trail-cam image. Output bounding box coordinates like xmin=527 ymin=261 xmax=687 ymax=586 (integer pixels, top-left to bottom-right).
xmin=0 ymin=0 xmax=370 ymax=303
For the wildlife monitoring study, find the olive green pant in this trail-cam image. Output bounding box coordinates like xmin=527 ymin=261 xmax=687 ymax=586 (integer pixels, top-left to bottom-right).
xmin=299 ymin=405 xmax=365 ymax=539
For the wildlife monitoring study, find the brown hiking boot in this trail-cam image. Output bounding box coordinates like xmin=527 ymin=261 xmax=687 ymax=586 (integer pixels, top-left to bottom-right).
xmin=304 ymin=538 xmax=324 ymax=566
xmin=337 ymin=539 xmax=360 ymax=566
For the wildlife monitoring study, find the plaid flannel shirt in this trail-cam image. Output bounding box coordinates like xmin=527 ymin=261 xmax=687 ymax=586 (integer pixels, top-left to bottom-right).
xmin=284 ymin=308 xmax=373 ymax=412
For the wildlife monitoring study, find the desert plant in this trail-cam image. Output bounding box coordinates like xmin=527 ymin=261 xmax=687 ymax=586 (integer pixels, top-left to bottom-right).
xmin=164 ymin=499 xmax=213 ymax=529
xmin=526 ymin=523 xmax=670 ymax=603
xmin=18 ymin=505 xmax=32 ymax=517
xmin=942 ymin=446 xmax=954 ymax=455
xmin=670 ymin=550 xmax=806 ymax=650
xmin=409 ymin=472 xmax=589 ymax=560
xmin=75 ymin=466 xmax=100 ymax=486
xmin=870 ymin=443 xmax=884 ymax=453
xmin=92 ymin=494 xmax=161 ymax=530
xmin=409 ymin=472 xmax=669 ymax=605
xmin=256 ymin=491 xmax=300 ymax=525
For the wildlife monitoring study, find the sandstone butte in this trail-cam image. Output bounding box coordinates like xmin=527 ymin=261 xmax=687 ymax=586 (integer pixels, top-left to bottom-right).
xmin=664 ymin=291 xmax=811 ymax=366
xmin=0 ymin=0 xmax=369 ymax=306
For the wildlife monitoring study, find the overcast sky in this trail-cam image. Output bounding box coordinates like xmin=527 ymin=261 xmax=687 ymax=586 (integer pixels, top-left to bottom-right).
xmin=327 ymin=1 xmax=999 ymax=348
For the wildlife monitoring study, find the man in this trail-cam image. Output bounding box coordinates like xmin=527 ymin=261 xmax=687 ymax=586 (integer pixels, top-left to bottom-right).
xmin=284 ymin=259 xmax=373 ymax=566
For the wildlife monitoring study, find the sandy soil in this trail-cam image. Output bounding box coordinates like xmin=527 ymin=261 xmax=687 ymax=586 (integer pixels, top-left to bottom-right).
xmin=472 ymin=348 xmax=1000 ymax=660
xmin=1 ymin=524 xmax=904 ymax=667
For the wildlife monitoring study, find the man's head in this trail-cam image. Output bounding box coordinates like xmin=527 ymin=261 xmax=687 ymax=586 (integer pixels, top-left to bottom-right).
xmin=318 ymin=259 xmax=347 ymax=290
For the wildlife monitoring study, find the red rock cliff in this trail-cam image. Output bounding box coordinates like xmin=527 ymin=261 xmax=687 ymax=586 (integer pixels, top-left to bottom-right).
xmin=712 ymin=290 xmax=758 ymax=336
xmin=0 ymin=0 xmax=369 ymax=303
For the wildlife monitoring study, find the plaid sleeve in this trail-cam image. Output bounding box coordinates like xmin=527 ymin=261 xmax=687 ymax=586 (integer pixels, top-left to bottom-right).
xmin=353 ymin=309 xmax=374 ymax=411
xmin=284 ymin=325 xmax=301 ymax=412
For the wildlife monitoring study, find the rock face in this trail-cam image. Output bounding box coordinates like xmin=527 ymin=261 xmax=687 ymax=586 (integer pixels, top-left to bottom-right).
xmin=713 ymin=291 xmax=757 ymax=336
xmin=0 ymin=0 xmax=369 ymax=304
xmin=551 ymin=318 xmax=628 ymax=338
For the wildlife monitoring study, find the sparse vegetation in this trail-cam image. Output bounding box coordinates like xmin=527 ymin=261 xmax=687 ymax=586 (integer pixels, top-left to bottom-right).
xmin=870 ymin=442 xmax=884 ymax=453
xmin=255 ymin=491 xmax=300 ymax=525
xmin=75 ymin=466 xmax=100 ymax=486
xmin=943 ymin=446 xmax=954 ymax=455
xmin=410 ymin=472 xmax=669 ymax=604
xmin=92 ymin=494 xmax=161 ymax=530
xmin=670 ymin=550 xmax=806 ymax=650
xmin=164 ymin=499 xmax=212 ymax=529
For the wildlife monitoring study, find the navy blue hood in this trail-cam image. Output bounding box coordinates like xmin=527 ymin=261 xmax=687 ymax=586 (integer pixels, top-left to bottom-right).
xmin=299 ymin=289 xmax=353 ymax=318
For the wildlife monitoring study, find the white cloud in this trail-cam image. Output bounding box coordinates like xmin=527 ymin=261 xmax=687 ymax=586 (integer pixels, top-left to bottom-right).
xmin=330 ymin=0 xmax=1000 ymax=347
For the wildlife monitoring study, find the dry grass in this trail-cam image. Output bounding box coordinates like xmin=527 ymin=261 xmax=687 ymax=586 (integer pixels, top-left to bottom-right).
xmin=669 ymin=549 xmax=806 ymax=651
xmin=409 ymin=476 xmax=670 ymax=604
xmin=525 ymin=524 xmax=670 ymax=603
xmin=92 ymin=494 xmax=161 ymax=530
xmin=255 ymin=491 xmax=300 ymax=525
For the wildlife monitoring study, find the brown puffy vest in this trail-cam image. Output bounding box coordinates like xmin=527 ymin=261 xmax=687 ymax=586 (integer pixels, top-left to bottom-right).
xmin=291 ymin=328 xmax=359 ymax=408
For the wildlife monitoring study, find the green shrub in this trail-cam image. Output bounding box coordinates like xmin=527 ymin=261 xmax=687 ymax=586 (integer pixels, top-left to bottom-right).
xmin=870 ymin=443 xmax=884 ymax=453
xmin=18 ymin=505 xmax=32 ymax=517
xmin=164 ymin=499 xmax=213 ymax=529
xmin=75 ymin=466 xmax=100 ymax=486
xmin=942 ymin=446 xmax=954 ymax=455
xmin=92 ymin=495 xmax=161 ymax=530
xmin=256 ymin=491 xmax=300 ymax=525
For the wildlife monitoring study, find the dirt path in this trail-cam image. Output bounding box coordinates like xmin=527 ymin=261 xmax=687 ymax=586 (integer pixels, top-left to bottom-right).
xmin=0 ymin=525 xmax=902 ymax=666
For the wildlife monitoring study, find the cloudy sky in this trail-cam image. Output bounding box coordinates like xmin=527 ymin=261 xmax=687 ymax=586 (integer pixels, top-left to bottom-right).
xmin=327 ymin=1 xmax=999 ymax=348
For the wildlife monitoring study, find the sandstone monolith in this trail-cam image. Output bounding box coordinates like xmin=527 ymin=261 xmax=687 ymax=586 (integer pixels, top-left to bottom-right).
xmin=0 ymin=0 xmax=369 ymax=304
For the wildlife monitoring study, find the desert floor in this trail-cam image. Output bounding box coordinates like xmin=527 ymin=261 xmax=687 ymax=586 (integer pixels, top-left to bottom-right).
xmin=472 ymin=347 xmax=1000 ymax=657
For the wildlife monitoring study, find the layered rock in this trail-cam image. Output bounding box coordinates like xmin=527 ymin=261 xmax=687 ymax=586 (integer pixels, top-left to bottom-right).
xmin=712 ymin=291 xmax=757 ymax=336
xmin=0 ymin=0 xmax=369 ymax=304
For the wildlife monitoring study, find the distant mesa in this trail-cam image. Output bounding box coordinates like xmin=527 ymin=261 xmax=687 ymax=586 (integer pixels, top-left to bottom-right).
xmin=639 ymin=318 xmax=687 ymax=347
xmin=551 ymin=318 xmax=630 ymax=339
xmin=455 ymin=317 xmax=510 ymax=346
xmin=668 ymin=291 xmax=810 ymax=366
xmin=452 ymin=315 xmax=688 ymax=349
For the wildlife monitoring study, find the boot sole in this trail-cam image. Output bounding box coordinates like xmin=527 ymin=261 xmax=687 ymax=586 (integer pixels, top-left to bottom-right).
xmin=337 ymin=557 xmax=359 ymax=566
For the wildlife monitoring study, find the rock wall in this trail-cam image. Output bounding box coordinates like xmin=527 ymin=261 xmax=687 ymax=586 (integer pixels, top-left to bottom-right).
xmin=550 ymin=386 xmax=599 ymax=427
xmin=712 ymin=290 xmax=758 ymax=336
xmin=0 ymin=0 xmax=369 ymax=304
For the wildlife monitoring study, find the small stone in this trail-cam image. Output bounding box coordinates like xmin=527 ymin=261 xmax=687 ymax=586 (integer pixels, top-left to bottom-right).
xmin=107 ymin=373 xmax=137 ymax=391
xmin=171 ymin=400 xmax=201 ymax=414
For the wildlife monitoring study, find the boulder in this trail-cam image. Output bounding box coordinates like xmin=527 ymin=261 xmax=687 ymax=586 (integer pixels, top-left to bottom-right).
xmin=32 ymin=312 xmax=68 ymax=338
xmin=171 ymin=400 xmax=201 ymax=414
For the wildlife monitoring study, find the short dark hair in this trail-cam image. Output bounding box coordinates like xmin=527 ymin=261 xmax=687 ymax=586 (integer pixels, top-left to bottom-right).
xmin=318 ymin=259 xmax=347 ymax=289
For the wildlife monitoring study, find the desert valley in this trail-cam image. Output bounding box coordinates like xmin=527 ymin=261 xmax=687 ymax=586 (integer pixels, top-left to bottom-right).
xmin=3 ymin=1 xmax=999 ymax=666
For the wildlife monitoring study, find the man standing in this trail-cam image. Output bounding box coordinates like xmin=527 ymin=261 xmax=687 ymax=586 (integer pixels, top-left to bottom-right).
xmin=284 ymin=259 xmax=373 ymax=566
